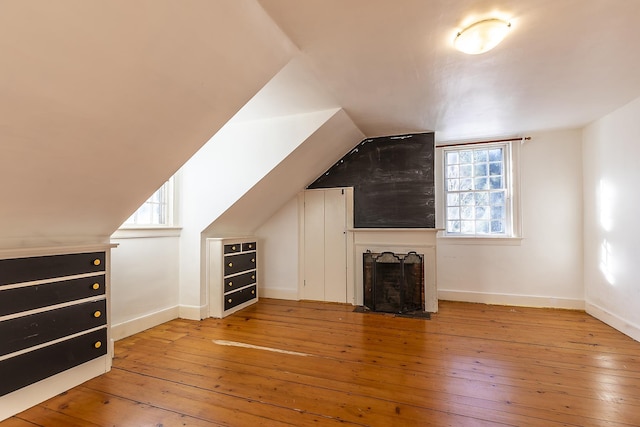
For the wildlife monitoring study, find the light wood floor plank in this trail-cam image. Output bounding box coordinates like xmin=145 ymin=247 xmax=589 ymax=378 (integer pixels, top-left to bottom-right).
xmin=3 ymin=299 xmax=640 ymax=426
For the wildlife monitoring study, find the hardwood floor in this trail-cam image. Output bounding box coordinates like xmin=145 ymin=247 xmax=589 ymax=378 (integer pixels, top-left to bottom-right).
xmin=4 ymin=299 xmax=640 ymax=426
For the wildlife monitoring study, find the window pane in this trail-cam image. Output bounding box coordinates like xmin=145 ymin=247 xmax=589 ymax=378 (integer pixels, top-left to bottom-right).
xmin=476 ymin=221 xmax=490 ymax=234
xmin=474 ymin=163 xmax=488 ymax=177
xmin=461 ymin=221 xmax=475 ymax=234
xmin=446 ymin=152 xmax=459 ymax=165
xmin=461 ymin=206 xmax=474 ymax=220
xmin=447 ymin=179 xmax=459 ymax=191
xmin=461 ymin=192 xmax=474 ymax=206
xmin=474 ymin=192 xmax=488 ymax=206
xmin=489 ymin=148 xmax=503 ymax=162
xmin=490 ymin=191 xmax=505 ymax=205
xmin=474 ymin=149 xmax=488 ymax=162
xmin=475 ymin=206 xmax=489 ymax=220
xmin=447 ymin=207 xmax=460 ymax=219
xmin=447 ymin=193 xmax=460 ymax=206
xmin=460 ymin=164 xmax=473 ymax=177
xmin=447 ymin=165 xmax=460 ymax=178
xmin=459 ymin=150 xmax=473 ymax=163
xmin=490 ymin=177 xmax=503 ymax=189
xmin=460 ymin=178 xmax=473 ymax=191
xmin=474 ymin=177 xmax=488 ymax=190
xmin=489 ymin=162 xmax=502 ymax=176
xmin=491 ymin=220 xmax=504 ymax=233
xmin=491 ymin=206 xmax=504 ymax=220
xmin=447 ymin=220 xmax=461 ymax=233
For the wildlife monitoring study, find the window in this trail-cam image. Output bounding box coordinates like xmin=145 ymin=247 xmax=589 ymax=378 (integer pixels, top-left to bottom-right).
xmin=443 ymin=142 xmax=517 ymax=237
xmin=122 ymin=178 xmax=176 ymax=227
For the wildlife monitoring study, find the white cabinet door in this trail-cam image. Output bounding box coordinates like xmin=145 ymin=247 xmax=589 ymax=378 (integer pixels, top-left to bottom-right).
xmin=303 ymin=188 xmax=347 ymax=303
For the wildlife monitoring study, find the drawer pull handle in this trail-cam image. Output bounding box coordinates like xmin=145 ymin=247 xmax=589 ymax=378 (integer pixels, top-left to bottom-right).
xmin=228 ymin=281 xmax=233 ymax=287
xmin=251 ymin=275 xmax=255 ymax=280
xmin=232 ymin=246 xmax=236 ymax=250
xmin=228 ymin=262 xmax=233 ymax=267
xmin=94 ymin=311 xmax=102 ymax=318
xmin=251 ymin=290 xmax=255 ymax=295
xmin=92 ymin=283 xmax=100 ymax=290
xmin=228 ymin=298 xmax=232 ymax=303
xmin=94 ymin=341 xmax=102 ymax=349
xmin=93 ymin=259 xmax=101 ymax=266
xmin=248 ymin=244 xmax=253 ymax=249
xmin=251 ymin=258 xmax=255 ymax=263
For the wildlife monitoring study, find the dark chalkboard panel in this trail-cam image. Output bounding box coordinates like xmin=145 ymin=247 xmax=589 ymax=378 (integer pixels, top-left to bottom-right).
xmin=308 ymin=133 xmax=435 ymax=228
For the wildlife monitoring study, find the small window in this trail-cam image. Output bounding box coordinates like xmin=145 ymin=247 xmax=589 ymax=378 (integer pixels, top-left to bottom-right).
xmin=443 ymin=142 xmax=516 ymax=237
xmin=122 ymin=178 xmax=175 ymax=227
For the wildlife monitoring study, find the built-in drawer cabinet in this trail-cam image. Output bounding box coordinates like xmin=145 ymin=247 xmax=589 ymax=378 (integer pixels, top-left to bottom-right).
xmin=207 ymin=237 xmax=259 ymax=318
xmin=0 ymin=246 xmax=112 ymax=415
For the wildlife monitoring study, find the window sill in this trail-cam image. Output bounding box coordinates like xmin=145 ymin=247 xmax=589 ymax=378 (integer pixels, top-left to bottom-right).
xmin=111 ymin=226 xmax=182 ymax=239
xmin=437 ymin=232 xmax=522 ymax=246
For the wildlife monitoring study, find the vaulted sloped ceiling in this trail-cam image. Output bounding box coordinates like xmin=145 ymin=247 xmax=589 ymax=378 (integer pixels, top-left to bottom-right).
xmin=0 ymin=1 xmax=296 ymax=248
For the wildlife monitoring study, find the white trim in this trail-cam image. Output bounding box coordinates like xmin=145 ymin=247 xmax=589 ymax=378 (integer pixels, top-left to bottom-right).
xmin=585 ymin=301 xmax=640 ymax=343
xmin=259 ymin=287 xmax=298 ymax=300
xmin=437 ymin=234 xmax=523 ymax=246
xmin=0 ymin=356 xmax=110 ymax=421
xmin=111 ymin=306 xmax=179 ymax=341
xmin=438 ymin=289 xmax=585 ymax=310
xmin=0 ymin=243 xmax=117 ymax=260
xmin=111 ymin=227 xmax=182 ymax=239
xmin=179 ymin=304 xmax=206 ymax=320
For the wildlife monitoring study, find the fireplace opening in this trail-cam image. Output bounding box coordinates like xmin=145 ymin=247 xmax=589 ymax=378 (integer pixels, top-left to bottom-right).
xmin=362 ymin=250 xmax=425 ymax=315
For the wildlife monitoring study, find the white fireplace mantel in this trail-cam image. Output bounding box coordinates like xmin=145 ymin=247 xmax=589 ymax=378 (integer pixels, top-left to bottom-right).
xmin=349 ymin=228 xmax=438 ymax=313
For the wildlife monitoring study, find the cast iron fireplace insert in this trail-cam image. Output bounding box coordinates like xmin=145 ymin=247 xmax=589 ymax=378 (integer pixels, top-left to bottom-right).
xmin=362 ymin=250 xmax=425 ymax=314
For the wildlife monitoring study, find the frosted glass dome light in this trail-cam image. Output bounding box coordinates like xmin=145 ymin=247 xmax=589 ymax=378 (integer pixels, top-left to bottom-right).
xmin=454 ymin=19 xmax=511 ymax=55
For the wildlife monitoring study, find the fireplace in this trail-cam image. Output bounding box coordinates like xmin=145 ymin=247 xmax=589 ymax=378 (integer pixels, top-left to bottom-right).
xmin=363 ymin=251 xmax=425 ymax=314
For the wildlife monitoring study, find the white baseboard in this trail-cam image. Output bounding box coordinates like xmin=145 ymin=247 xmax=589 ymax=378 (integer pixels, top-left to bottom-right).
xmin=179 ymin=304 xmax=207 ymax=320
xmin=585 ymin=301 xmax=640 ymax=343
xmin=111 ymin=306 xmax=179 ymax=341
xmin=259 ymin=287 xmax=298 ymax=300
xmin=438 ymin=290 xmax=585 ymax=310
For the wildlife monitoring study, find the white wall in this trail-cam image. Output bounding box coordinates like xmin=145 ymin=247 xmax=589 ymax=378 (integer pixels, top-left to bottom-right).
xmin=583 ymin=96 xmax=640 ymax=341
xmin=255 ymin=198 xmax=300 ymax=300
xmin=437 ymin=129 xmax=584 ymax=308
xmin=110 ymin=232 xmax=180 ymax=340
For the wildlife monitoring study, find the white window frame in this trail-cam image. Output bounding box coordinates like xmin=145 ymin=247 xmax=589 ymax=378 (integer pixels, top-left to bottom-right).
xmin=115 ymin=175 xmax=181 ymax=238
xmin=435 ymin=140 xmax=521 ymax=243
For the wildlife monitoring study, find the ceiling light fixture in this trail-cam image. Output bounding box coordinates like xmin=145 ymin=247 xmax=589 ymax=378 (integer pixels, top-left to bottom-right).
xmin=454 ymin=18 xmax=511 ymax=55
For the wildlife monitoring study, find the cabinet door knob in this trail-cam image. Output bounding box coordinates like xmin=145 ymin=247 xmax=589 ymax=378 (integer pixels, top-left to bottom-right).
xmin=232 ymin=246 xmax=236 ymax=250
xmin=228 ymin=262 xmax=233 ymax=267
xmin=228 ymin=281 xmax=233 ymax=287
xmin=94 ymin=341 xmax=102 ymax=349
xmin=251 ymin=258 xmax=255 ymax=263
xmin=251 ymin=290 xmax=255 ymax=295
xmin=228 ymin=298 xmax=232 ymax=303
xmin=248 ymin=244 xmax=253 ymax=249
xmin=251 ymin=275 xmax=255 ymax=280
xmin=93 ymin=259 xmax=101 ymax=266
xmin=92 ymin=283 xmax=100 ymax=290
xmin=93 ymin=311 xmax=102 ymax=318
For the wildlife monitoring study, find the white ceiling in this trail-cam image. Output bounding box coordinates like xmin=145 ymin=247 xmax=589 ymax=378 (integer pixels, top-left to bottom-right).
xmin=258 ymin=0 xmax=640 ymax=141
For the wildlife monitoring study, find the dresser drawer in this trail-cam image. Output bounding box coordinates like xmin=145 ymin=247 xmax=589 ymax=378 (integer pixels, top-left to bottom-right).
xmin=223 ymin=270 xmax=256 ymax=293
xmin=0 ymin=276 xmax=105 ymax=317
xmin=224 ymin=285 xmax=257 ymax=311
xmin=0 ymin=328 xmax=107 ymax=397
xmin=242 ymin=242 xmax=256 ymax=251
xmin=0 ymin=299 xmax=107 ymax=357
xmin=224 ymin=252 xmax=256 ymax=276
xmin=223 ymin=244 xmax=241 ymax=254
xmin=0 ymin=252 xmax=105 ymax=286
